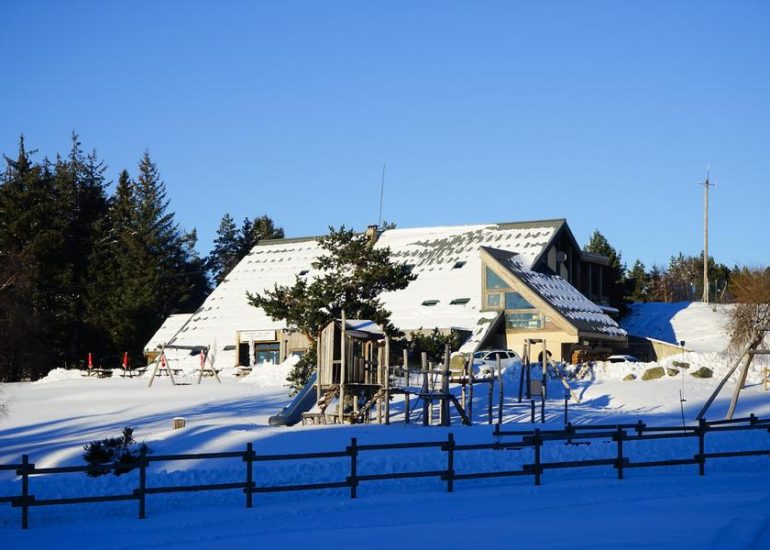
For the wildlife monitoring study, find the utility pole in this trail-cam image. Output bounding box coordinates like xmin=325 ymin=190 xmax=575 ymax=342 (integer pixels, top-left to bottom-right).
xmin=700 ymin=169 xmax=715 ymax=303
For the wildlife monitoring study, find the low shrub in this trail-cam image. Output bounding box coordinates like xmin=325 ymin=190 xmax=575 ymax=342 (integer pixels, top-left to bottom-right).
xmin=83 ymin=427 xmax=148 ymax=478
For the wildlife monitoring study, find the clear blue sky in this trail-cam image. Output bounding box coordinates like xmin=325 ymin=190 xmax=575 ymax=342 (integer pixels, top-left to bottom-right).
xmin=2 ymin=1 xmax=768 ymax=269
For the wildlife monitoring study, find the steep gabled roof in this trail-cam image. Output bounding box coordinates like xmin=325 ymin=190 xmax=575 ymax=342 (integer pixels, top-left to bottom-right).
xmin=376 ymin=220 xmax=562 ymax=331
xmin=158 ymin=219 xmax=575 ymax=355
xmin=481 ymin=247 xmax=626 ymax=339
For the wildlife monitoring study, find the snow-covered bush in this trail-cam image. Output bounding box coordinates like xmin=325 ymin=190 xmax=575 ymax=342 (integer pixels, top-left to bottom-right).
xmin=82 ymin=427 xmax=148 ymax=478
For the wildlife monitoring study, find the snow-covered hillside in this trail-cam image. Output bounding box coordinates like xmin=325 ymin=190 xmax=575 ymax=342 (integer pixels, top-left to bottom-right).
xmin=621 ymin=302 xmax=733 ymax=353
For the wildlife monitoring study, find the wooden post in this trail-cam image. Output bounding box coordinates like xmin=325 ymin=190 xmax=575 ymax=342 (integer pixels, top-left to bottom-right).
xmin=403 ymin=348 xmax=410 ymax=424
xmin=138 ymin=446 xmax=147 ymax=519
xmin=421 ymin=352 xmax=429 ymax=426
xmin=384 ymin=337 xmax=390 ymax=425
xmin=564 ymin=393 xmax=569 ymax=426
xmin=518 ymin=341 xmax=528 ymax=402
xmin=727 ymin=353 xmax=755 ymax=420
xmin=446 ymin=432 xmax=455 ymax=493
xmin=20 ymin=454 xmax=29 ymax=529
xmin=696 ymin=345 xmax=752 ymax=420
xmin=533 ymin=429 xmax=542 ymax=486
xmin=316 ymin=327 xmax=323 ymax=405
xmin=340 ymin=313 xmax=347 ymax=423
xmin=245 ymin=442 xmax=254 ymax=508
xmin=615 ymin=428 xmax=625 ymax=480
xmin=497 ymin=354 xmax=504 ymax=425
xmin=487 ymin=375 xmax=494 ymax=425
xmin=541 ymin=340 xmax=548 ymax=400
xmin=441 ymin=345 xmax=450 ymax=427
xmin=467 ymin=354 xmax=474 ymax=425
xmin=349 ymin=437 xmax=358 ymax=499
xmin=697 ymin=418 xmax=706 ymax=476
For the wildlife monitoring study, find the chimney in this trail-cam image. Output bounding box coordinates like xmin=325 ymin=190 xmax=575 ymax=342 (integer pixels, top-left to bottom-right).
xmin=364 ymin=224 xmax=380 ymax=245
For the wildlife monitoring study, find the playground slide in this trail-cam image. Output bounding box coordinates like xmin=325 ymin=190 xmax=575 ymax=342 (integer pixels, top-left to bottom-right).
xmin=268 ymin=372 xmax=318 ymax=427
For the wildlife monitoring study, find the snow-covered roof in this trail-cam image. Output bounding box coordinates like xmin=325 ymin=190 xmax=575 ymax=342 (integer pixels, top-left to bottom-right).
xmin=144 ymin=313 xmax=194 ymax=352
xmin=483 ymin=247 xmax=626 ymax=339
xmin=167 ymin=237 xmax=323 ymax=350
xmin=339 ymin=319 xmax=385 ymax=338
xmin=378 ymin=220 xmax=563 ymax=331
xmin=163 ymin=219 xmax=565 ymax=353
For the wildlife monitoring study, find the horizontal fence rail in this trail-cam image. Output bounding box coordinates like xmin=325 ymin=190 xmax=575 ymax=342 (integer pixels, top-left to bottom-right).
xmin=2 ymin=415 xmax=770 ymax=529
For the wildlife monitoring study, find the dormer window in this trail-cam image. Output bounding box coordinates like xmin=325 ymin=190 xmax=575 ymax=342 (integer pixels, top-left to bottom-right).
xmin=450 ymin=298 xmax=470 ymax=305
xmin=452 ymin=261 xmax=466 ymax=269
xmin=422 ymin=299 xmax=439 ymax=306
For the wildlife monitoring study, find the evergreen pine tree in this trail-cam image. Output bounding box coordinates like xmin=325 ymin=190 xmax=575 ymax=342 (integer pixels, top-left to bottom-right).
xmin=584 ymin=229 xmax=627 ymax=312
xmin=626 ymin=259 xmax=649 ymax=302
xmin=238 ymin=214 xmax=284 ymax=256
xmin=248 ymin=226 xmax=414 ymax=392
xmin=208 ymin=214 xmax=241 ymax=284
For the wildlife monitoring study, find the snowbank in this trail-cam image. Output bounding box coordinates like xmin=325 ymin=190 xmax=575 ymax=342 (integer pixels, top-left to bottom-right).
xmin=621 ymin=302 xmax=732 ymax=353
xmin=238 ymin=354 xmax=299 ymax=388
xmin=34 ymin=368 xmax=87 ymax=383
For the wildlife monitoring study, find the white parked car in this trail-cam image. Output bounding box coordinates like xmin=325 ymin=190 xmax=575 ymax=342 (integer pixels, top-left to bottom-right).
xmin=472 ymin=349 xmax=522 ymax=376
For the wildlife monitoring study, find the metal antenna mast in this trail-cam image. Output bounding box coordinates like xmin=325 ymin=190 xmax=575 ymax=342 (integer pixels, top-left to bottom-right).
xmin=700 ymin=167 xmax=715 ymax=303
xmin=377 ymin=163 xmax=386 ymax=228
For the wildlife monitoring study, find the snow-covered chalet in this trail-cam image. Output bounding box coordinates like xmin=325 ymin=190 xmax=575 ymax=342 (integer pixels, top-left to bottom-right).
xmin=145 ymin=219 xmax=627 ymax=368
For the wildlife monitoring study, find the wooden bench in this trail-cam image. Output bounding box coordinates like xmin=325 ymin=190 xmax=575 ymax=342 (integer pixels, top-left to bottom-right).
xmin=235 ymin=366 xmax=253 ymax=377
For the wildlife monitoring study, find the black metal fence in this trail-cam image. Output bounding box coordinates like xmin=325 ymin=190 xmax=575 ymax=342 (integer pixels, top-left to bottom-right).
xmin=2 ymin=415 xmax=770 ymax=529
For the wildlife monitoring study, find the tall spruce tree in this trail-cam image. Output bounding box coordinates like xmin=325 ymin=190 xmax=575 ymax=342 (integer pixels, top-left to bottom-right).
xmin=0 ymin=137 xmax=58 ymax=379
xmin=208 ymin=214 xmax=241 ymax=284
xmin=584 ymin=229 xmax=627 ymax=312
xmin=238 ymin=214 xmax=284 ymax=256
xmin=626 ymin=259 xmax=649 ymax=302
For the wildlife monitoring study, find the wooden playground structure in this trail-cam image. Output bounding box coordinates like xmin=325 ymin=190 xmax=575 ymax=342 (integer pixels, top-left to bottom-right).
xmin=300 ymin=317 xmax=579 ymax=426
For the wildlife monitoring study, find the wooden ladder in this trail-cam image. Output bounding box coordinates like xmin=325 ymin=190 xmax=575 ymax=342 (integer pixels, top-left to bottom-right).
xmin=317 ymin=385 xmax=339 ymax=413
xmin=356 ymin=388 xmax=387 ymax=423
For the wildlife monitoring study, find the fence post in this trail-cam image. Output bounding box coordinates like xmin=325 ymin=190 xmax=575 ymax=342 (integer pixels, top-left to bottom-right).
xmin=615 ymin=427 xmax=625 ymax=480
xmin=349 ymin=437 xmax=358 ymax=499
xmin=245 ymin=442 xmax=254 ymax=508
xmin=530 ymin=399 xmax=535 ymax=424
xmin=138 ymin=446 xmax=147 ymax=519
xmin=563 ymin=393 xmax=568 ymax=425
xmin=697 ymin=418 xmax=706 ymax=476
xmin=533 ymin=429 xmax=542 ymax=486
xmin=635 ymin=420 xmax=645 ymax=436
xmin=20 ymin=454 xmax=30 ymax=529
xmin=487 ymin=377 xmax=493 ymax=425
xmin=446 ymin=433 xmax=455 ymax=493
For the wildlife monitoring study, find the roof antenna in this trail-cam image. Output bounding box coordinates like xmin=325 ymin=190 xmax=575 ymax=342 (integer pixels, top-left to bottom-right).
xmin=377 ymin=163 xmax=386 ymax=229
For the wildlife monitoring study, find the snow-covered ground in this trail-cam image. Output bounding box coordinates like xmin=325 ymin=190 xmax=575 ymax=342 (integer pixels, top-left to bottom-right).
xmin=621 ymin=301 xmax=735 ymax=353
xmin=2 ymin=347 xmax=770 ymax=548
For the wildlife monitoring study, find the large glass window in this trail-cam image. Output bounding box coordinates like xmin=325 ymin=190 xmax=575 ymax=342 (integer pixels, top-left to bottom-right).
xmin=255 ymin=342 xmax=280 ymax=365
xmin=506 ymin=312 xmax=543 ymax=329
xmin=505 ymin=292 xmax=534 ymax=309
xmin=485 ymin=268 xmax=509 ymax=289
